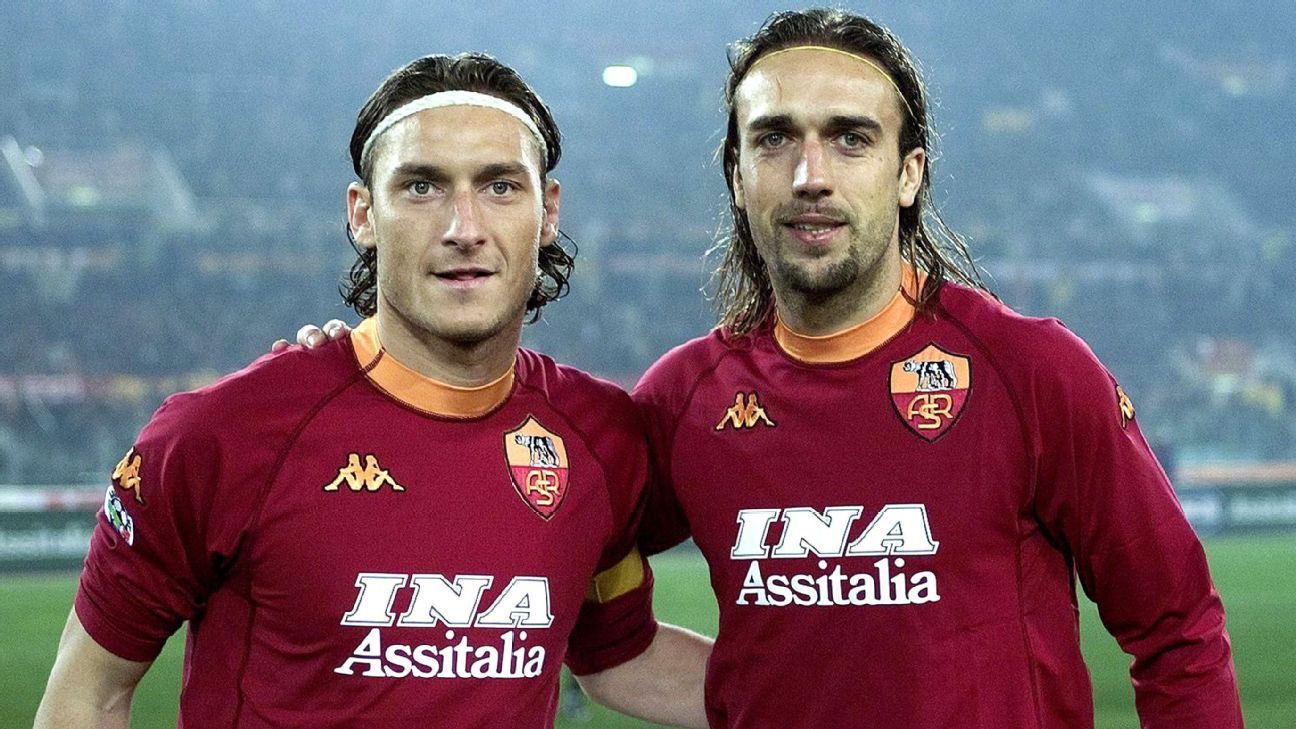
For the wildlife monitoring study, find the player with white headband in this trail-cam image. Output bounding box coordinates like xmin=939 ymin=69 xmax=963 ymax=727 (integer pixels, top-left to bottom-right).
xmin=37 ymin=52 xmax=710 ymax=728
xmin=360 ymin=89 xmax=549 ymax=170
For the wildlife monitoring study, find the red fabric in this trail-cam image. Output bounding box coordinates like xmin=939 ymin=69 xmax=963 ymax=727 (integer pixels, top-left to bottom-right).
xmin=76 ymin=340 xmax=655 ymax=728
xmin=634 ymin=282 xmax=1241 ymax=729
xmin=567 ymin=560 xmax=658 ymax=676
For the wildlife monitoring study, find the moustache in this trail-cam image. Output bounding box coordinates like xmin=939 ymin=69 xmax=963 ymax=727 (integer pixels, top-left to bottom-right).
xmin=773 ymin=203 xmax=853 ymax=226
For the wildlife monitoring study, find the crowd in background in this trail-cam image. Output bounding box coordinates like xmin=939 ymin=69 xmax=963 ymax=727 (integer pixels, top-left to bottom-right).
xmin=3 ymin=1 xmax=1293 ymax=482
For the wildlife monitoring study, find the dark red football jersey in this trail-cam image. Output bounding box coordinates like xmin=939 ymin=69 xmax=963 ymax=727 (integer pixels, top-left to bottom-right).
xmin=634 ymin=275 xmax=1241 ymax=728
xmin=78 ymin=318 xmax=656 ymax=728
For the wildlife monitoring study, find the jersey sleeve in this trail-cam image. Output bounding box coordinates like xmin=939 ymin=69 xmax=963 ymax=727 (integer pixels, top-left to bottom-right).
xmin=74 ymin=394 xmax=256 ymax=662
xmin=630 ymin=355 xmax=694 ymax=556
xmin=1030 ymin=325 xmax=1242 ymax=728
xmin=565 ymin=398 xmax=659 ymax=675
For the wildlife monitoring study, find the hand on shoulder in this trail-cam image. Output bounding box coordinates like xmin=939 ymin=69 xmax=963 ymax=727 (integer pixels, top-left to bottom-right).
xmin=271 ymin=319 xmax=352 ymax=352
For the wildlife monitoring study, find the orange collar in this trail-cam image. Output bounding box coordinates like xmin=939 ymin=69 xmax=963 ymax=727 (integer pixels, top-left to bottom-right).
xmin=350 ymin=317 xmax=515 ymax=418
xmin=774 ymin=266 xmax=920 ymax=364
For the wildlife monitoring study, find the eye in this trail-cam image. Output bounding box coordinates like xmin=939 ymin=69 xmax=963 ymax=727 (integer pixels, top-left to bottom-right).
xmin=839 ymin=132 xmax=866 ymax=148
xmin=489 ymin=180 xmax=517 ymax=195
xmin=409 ymin=180 xmax=433 ymax=196
xmin=758 ymin=132 xmax=787 ymax=149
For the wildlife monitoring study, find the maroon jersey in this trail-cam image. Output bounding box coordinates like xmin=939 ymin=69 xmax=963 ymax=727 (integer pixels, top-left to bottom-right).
xmin=635 ymin=275 xmax=1241 ymax=728
xmin=78 ymin=318 xmax=656 ymax=728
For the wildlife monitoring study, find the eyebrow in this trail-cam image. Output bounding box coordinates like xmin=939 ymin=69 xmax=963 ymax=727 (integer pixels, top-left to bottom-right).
xmin=824 ymin=115 xmax=883 ymax=135
xmin=746 ymin=114 xmax=795 ymax=134
xmin=389 ymin=161 xmax=532 ymax=185
xmin=391 ymin=163 xmax=450 ymax=183
xmin=474 ymin=162 xmax=531 ymax=182
xmin=745 ymin=113 xmax=884 ymax=135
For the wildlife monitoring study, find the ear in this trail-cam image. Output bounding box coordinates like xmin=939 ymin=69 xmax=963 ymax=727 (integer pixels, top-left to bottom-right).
xmin=731 ymin=166 xmax=747 ymax=210
xmin=347 ymin=182 xmax=377 ymax=249
xmin=540 ymin=178 xmax=561 ymax=247
xmin=898 ymin=147 xmax=925 ymax=208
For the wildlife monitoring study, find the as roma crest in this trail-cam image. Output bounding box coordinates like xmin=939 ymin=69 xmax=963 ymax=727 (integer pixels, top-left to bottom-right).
xmin=504 ymin=416 xmax=570 ymax=520
xmin=890 ymin=343 xmax=972 ymax=442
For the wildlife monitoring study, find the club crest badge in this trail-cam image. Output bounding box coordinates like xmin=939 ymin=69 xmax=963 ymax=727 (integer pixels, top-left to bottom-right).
xmin=504 ymin=416 xmax=570 ymax=520
xmin=890 ymin=343 xmax=972 ymax=442
xmin=104 ymin=485 xmax=135 ymax=546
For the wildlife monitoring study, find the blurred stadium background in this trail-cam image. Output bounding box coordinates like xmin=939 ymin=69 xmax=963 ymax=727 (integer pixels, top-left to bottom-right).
xmin=2 ymin=1 xmax=1294 ymax=726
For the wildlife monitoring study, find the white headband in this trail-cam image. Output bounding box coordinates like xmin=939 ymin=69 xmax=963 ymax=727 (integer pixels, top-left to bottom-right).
xmin=360 ymin=90 xmax=548 ymax=168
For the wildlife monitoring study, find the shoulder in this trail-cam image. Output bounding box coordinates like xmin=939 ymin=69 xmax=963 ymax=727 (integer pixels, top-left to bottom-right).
xmin=939 ymin=282 xmax=1107 ymax=369
xmin=935 ymin=282 xmax=1119 ymax=410
xmin=515 ymin=348 xmax=640 ymax=437
xmin=634 ymin=327 xmax=742 ymax=405
xmin=144 ymin=341 xmax=359 ymax=449
xmin=119 ymin=341 xmax=359 ymax=520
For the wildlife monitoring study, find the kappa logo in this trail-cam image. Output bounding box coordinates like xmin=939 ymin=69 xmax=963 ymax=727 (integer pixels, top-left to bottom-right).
xmin=715 ymin=391 xmax=776 ymax=431
xmin=504 ymin=417 xmax=570 ymax=520
xmin=111 ymin=447 xmax=145 ymax=504
xmin=324 ymin=454 xmax=405 ymax=493
xmin=1116 ymin=384 xmax=1135 ymax=429
xmin=890 ymin=344 xmax=971 ymax=442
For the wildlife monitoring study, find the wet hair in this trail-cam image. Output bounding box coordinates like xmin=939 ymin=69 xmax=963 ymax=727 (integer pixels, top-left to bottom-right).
xmin=341 ymin=52 xmax=573 ymax=322
xmin=713 ymin=8 xmax=986 ymax=333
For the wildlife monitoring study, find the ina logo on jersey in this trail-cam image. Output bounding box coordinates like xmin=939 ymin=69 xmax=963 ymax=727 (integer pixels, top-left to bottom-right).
xmin=333 ymin=572 xmax=555 ymax=680
xmin=731 ymin=504 xmax=940 ymax=607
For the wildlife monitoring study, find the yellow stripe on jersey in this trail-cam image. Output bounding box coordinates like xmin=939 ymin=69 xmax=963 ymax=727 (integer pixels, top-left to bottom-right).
xmin=585 ymin=548 xmax=646 ymax=603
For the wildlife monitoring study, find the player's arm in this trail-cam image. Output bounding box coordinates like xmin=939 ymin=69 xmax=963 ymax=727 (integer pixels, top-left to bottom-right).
xmin=1033 ymin=329 xmax=1242 ymax=728
xmin=34 ymin=609 xmax=152 ymax=729
xmin=631 ymin=361 xmax=697 ymax=556
xmin=575 ymin=622 xmax=711 ymax=728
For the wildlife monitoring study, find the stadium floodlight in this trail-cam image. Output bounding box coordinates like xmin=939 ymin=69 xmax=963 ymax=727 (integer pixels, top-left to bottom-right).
xmin=602 ymin=65 xmax=638 ymax=88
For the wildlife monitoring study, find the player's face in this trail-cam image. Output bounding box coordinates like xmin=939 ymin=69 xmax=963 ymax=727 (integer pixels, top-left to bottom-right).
xmin=731 ymin=49 xmax=923 ymax=318
xmin=348 ymin=105 xmax=558 ymax=347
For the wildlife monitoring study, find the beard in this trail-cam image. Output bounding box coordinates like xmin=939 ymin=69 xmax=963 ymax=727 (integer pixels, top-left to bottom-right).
xmin=755 ymin=200 xmax=897 ymax=302
xmin=772 ymin=245 xmax=862 ymax=302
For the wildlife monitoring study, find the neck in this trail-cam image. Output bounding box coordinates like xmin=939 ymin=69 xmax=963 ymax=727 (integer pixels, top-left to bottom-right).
xmin=774 ymin=246 xmax=903 ymax=336
xmin=376 ymin=305 xmax=521 ymax=388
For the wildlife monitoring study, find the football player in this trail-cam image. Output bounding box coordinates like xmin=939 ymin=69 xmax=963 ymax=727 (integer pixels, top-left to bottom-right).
xmin=36 ymin=53 xmax=709 ymax=729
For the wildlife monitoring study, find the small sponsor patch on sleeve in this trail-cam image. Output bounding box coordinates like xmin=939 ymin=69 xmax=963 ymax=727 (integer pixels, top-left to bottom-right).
xmin=104 ymin=485 xmax=136 ymax=546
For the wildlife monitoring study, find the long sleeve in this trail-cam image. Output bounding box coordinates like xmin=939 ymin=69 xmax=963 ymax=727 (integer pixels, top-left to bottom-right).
xmin=1031 ymin=326 xmax=1243 ymax=728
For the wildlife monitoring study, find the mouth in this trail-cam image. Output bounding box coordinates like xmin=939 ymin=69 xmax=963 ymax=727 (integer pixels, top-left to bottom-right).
xmin=433 ymin=267 xmax=494 ymax=290
xmin=781 ymin=214 xmax=846 ymax=246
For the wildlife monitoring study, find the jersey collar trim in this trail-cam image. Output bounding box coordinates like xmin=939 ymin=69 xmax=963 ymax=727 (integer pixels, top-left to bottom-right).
xmin=773 ymin=265 xmax=920 ymax=364
xmin=351 ymin=317 xmax=515 ymax=417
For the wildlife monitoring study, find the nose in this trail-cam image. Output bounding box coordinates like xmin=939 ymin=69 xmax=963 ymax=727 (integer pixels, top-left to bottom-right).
xmin=793 ymin=139 xmax=832 ymax=201
xmin=444 ymin=191 xmax=487 ymax=248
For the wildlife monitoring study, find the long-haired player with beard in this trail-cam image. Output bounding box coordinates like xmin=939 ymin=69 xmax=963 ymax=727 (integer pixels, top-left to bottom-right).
xmin=633 ymin=8 xmax=1242 ymax=728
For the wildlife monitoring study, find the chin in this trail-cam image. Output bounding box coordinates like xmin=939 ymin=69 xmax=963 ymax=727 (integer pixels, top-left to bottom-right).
xmin=435 ymin=321 xmax=505 ymax=346
xmin=778 ymin=257 xmax=861 ymax=298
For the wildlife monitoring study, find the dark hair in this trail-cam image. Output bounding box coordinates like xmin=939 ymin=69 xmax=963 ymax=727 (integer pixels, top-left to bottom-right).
xmin=713 ymin=8 xmax=986 ymax=334
xmin=341 ymin=52 xmax=574 ymax=322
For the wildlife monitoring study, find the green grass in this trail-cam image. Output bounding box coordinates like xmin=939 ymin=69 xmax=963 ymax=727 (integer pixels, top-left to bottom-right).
xmin=4 ymin=536 xmax=1292 ymax=728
